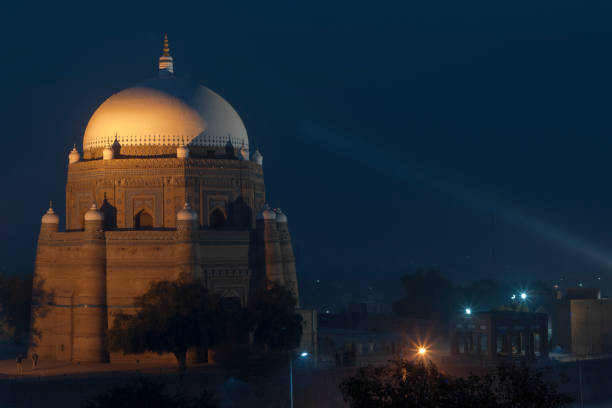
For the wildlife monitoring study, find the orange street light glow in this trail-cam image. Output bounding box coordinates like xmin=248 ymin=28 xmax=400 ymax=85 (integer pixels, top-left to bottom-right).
xmin=418 ymin=347 xmax=427 ymax=355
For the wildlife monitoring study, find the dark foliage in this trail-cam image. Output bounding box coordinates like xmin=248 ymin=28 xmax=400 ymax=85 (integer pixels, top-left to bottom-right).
xmin=392 ymin=269 xmax=459 ymax=320
xmin=249 ymin=283 xmax=303 ymax=352
xmin=109 ymin=276 xmax=303 ymax=369
xmin=340 ymin=359 xmax=573 ymax=408
xmin=108 ymin=275 xmax=224 ymax=370
xmin=0 ymin=273 xmax=33 ymax=343
xmin=83 ymin=377 xmax=216 ymax=408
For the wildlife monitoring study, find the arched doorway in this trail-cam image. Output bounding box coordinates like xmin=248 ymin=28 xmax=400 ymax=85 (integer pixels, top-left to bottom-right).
xmin=209 ymin=208 xmax=226 ymax=229
xmin=134 ymin=209 xmax=153 ymax=228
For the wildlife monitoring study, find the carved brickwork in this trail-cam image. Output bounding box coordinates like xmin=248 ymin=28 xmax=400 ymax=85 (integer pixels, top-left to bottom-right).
xmin=66 ymin=158 xmax=264 ymax=230
xmin=32 ymin=150 xmax=300 ymax=364
xmin=84 ymin=145 xmax=236 ymax=160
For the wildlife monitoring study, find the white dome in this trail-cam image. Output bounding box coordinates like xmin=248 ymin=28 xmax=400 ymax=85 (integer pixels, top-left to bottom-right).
xmin=176 ymin=202 xmax=198 ymax=222
xmin=256 ymin=204 xmax=276 ymax=221
xmin=41 ymin=206 xmax=60 ymax=224
xmin=82 ymin=76 xmax=249 ymax=152
xmin=84 ymin=203 xmax=104 ymax=222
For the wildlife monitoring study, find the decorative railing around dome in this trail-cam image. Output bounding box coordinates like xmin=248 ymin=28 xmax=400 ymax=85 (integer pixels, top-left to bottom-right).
xmin=83 ymin=133 xmax=248 ymax=151
xmin=83 ymin=144 xmax=242 ymax=160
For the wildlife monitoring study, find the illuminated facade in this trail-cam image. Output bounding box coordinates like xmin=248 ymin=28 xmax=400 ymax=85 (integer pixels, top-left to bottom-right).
xmin=31 ymin=38 xmax=299 ymax=363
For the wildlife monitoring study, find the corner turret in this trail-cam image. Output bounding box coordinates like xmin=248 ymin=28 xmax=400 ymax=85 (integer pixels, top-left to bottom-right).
xmin=102 ymin=143 xmax=114 ymax=160
xmin=252 ymin=149 xmax=263 ymax=166
xmin=256 ymin=204 xmax=284 ymax=286
xmin=177 ymin=143 xmax=189 ymax=159
xmin=68 ymin=145 xmax=80 ymax=165
xmin=40 ymin=202 xmax=60 ymax=233
xmin=84 ymin=203 xmax=104 ymax=231
xmin=177 ymin=202 xmax=198 ymax=225
xmin=275 ymin=208 xmax=299 ymax=306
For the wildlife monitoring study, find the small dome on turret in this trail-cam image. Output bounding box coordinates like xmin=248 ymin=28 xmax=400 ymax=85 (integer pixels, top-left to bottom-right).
xmin=41 ymin=202 xmax=60 ymax=224
xmin=274 ymin=208 xmax=288 ymax=223
xmin=238 ymin=145 xmax=249 ymax=161
xmin=68 ymin=145 xmax=80 ymax=165
xmin=176 ymin=202 xmax=198 ymax=222
xmin=256 ymin=204 xmax=276 ymax=221
xmin=84 ymin=203 xmax=104 ymax=222
xmin=177 ymin=144 xmax=189 ymax=159
xmin=102 ymin=144 xmax=114 ymax=160
xmin=252 ymin=149 xmax=263 ymax=166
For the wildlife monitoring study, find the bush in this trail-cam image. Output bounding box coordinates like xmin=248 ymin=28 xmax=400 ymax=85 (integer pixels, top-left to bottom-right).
xmin=340 ymin=359 xmax=572 ymax=408
xmin=83 ymin=377 xmax=216 ymax=408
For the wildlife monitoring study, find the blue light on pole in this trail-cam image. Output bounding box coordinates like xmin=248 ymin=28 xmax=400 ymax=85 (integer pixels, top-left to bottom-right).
xmin=520 ymin=292 xmax=527 ymax=300
xmin=290 ymin=351 xmax=310 ymax=408
xmin=465 ymin=308 xmax=471 ymax=315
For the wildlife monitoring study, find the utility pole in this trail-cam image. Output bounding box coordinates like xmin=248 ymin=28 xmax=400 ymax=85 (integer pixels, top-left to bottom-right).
xmin=289 ymin=355 xmax=294 ymax=408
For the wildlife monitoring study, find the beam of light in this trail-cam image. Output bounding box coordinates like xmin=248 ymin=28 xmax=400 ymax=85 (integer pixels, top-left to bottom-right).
xmin=297 ymin=121 xmax=612 ymax=271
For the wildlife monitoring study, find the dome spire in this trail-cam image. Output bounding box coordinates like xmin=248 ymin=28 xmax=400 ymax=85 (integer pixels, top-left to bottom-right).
xmin=163 ymin=33 xmax=170 ymax=56
xmin=158 ymin=33 xmax=174 ymax=74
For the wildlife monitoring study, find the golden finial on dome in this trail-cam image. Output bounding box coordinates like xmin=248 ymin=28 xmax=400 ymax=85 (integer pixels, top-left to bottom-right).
xmin=159 ymin=34 xmax=174 ymax=74
xmin=163 ymin=33 xmax=170 ymax=57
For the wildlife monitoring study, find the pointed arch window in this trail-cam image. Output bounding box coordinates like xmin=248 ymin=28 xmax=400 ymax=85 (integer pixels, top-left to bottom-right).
xmin=209 ymin=208 xmax=226 ymax=229
xmin=134 ymin=209 xmax=154 ymax=228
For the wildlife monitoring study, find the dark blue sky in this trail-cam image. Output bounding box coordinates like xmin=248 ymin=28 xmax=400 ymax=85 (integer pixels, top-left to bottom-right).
xmin=3 ymin=1 xmax=612 ymax=305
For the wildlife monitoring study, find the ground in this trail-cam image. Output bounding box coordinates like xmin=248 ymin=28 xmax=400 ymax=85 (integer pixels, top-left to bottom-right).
xmin=1 ymin=353 xmax=612 ymax=407
xmin=0 ymin=358 xmax=349 ymax=408
xmin=0 ymin=358 xmax=182 ymax=379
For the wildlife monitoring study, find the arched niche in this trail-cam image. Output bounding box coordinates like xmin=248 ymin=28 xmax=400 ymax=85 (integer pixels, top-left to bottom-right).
xmin=134 ymin=209 xmax=154 ymax=228
xmin=209 ymin=208 xmax=226 ymax=229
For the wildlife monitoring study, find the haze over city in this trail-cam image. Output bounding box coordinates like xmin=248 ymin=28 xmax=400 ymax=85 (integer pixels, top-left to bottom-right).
xmin=4 ymin=2 xmax=612 ymax=301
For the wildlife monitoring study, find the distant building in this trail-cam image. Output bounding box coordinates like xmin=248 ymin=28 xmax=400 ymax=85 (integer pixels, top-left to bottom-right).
xmin=554 ymin=288 xmax=612 ymax=356
xmin=450 ymin=311 xmax=549 ymax=360
xmin=317 ymin=312 xmax=447 ymax=367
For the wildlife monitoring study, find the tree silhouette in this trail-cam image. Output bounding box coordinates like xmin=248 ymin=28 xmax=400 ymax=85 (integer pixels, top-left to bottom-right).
xmin=340 ymin=359 xmax=572 ymax=408
xmin=0 ymin=273 xmax=33 ymax=343
xmin=108 ymin=275 xmax=224 ymax=370
xmin=249 ymin=282 xmax=303 ymax=352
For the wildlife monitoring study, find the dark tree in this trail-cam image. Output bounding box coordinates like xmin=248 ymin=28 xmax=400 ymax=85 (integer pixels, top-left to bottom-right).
xmin=84 ymin=376 xmax=216 ymax=408
xmin=0 ymin=273 xmax=33 ymax=343
xmin=340 ymin=359 xmax=572 ymax=408
xmin=249 ymin=283 xmax=303 ymax=352
xmin=392 ymin=269 xmax=459 ymax=320
xmin=108 ymin=275 xmax=224 ymax=370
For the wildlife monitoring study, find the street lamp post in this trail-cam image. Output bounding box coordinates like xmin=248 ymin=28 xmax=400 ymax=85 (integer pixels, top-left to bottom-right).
xmin=289 ymin=355 xmax=294 ymax=408
xmin=289 ymin=351 xmax=309 ymax=408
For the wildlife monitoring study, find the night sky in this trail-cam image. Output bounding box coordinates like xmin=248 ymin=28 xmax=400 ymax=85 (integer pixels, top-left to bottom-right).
xmin=3 ymin=1 xmax=612 ymax=308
